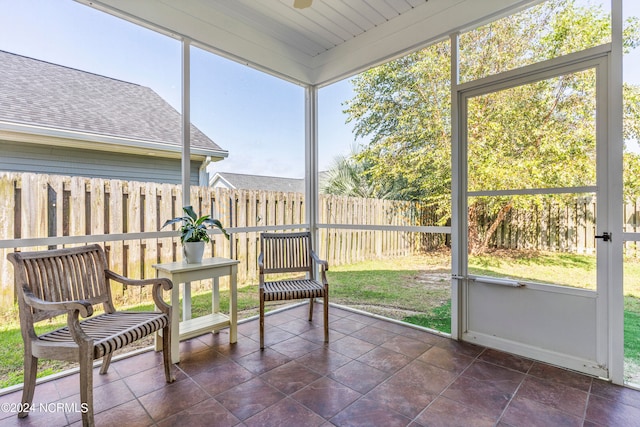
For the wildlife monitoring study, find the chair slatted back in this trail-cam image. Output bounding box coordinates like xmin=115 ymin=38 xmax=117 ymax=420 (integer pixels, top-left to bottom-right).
xmin=260 ymin=232 xmax=314 ymax=276
xmin=9 ymin=244 xmax=112 ymax=322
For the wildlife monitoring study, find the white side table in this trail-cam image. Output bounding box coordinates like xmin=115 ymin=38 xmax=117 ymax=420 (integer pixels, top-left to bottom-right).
xmin=152 ymin=257 xmax=239 ymax=363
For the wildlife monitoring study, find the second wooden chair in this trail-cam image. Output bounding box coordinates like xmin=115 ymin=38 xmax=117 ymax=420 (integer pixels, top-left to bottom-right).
xmin=258 ymin=231 xmax=329 ymax=349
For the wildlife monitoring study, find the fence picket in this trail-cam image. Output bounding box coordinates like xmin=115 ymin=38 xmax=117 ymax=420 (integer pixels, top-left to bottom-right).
xmin=0 ymin=173 xmax=16 ymax=306
xmin=127 ymin=181 xmax=142 ymax=279
xmin=106 ymin=179 xmax=124 ymax=273
xmin=143 ymin=182 xmax=159 ymax=279
xmin=66 ymin=177 xmax=85 ymax=249
xmin=19 ymin=174 xmax=46 ymax=246
xmin=158 ymin=183 xmax=175 ymax=264
xmin=247 ymin=189 xmax=258 ymax=283
xmin=48 ymin=175 xmax=65 ymax=248
xmin=238 ymin=190 xmax=249 ymax=283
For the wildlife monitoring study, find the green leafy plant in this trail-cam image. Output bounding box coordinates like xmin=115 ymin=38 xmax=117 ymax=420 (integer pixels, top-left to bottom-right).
xmin=162 ymin=205 xmax=229 ymax=243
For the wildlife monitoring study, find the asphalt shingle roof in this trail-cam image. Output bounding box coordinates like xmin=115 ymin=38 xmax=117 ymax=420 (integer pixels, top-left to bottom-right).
xmin=0 ymin=50 xmax=223 ymax=152
xmin=212 ymin=171 xmax=330 ymax=192
xmin=214 ymin=172 xmax=305 ymax=192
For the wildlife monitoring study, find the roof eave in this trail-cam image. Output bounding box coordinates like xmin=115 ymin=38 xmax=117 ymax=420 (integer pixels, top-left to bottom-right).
xmin=0 ymin=121 xmax=228 ymax=161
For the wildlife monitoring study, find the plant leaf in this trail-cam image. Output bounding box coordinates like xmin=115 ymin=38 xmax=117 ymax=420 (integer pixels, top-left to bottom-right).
xmin=183 ymin=205 xmax=198 ymax=222
xmin=162 ymin=216 xmax=189 ymax=229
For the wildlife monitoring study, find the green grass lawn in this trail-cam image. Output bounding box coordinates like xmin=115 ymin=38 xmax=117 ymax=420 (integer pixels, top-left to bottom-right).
xmin=469 ymin=250 xmax=598 ymax=289
xmin=625 ymin=296 xmax=640 ymax=383
xmin=327 ymin=254 xmax=451 ymax=319
xmin=1 ymin=250 xmax=640 ymax=388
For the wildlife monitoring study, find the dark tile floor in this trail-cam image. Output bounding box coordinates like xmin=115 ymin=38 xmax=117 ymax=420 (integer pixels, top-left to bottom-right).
xmin=1 ymin=303 xmax=640 ymax=426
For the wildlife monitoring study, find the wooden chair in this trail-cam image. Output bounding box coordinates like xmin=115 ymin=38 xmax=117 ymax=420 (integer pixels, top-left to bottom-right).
xmin=8 ymin=244 xmax=174 ymax=427
xmin=258 ymin=231 xmax=329 ymax=349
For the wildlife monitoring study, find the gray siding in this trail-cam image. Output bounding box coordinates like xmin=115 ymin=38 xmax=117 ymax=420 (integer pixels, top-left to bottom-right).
xmin=0 ymin=140 xmax=202 ymax=185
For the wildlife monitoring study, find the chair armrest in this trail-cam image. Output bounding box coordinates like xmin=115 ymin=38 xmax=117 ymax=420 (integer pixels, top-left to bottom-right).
xmin=105 ymin=270 xmax=173 ymax=290
xmin=22 ymin=286 xmax=93 ymax=318
xmin=310 ymin=251 xmax=329 ymax=271
xmin=258 ymin=252 xmax=264 ymax=272
xmin=311 ymin=251 xmax=329 ymax=286
xmin=258 ymin=252 xmax=266 ymax=288
xmin=22 ymin=285 xmax=95 ymax=346
xmin=105 ymin=270 xmax=173 ymax=314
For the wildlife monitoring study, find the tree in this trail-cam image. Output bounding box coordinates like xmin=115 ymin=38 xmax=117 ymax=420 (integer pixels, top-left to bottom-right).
xmin=322 ymin=147 xmax=404 ymax=199
xmin=343 ymin=0 xmax=640 ymax=254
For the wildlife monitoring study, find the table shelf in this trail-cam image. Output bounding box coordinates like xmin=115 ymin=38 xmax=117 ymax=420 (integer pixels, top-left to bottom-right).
xmin=179 ymin=312 xmax=230 ymax=340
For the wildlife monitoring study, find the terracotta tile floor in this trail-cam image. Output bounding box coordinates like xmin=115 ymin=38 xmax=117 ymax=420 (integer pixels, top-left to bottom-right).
xmin=2 ymin=303 xmax=640 ymax=426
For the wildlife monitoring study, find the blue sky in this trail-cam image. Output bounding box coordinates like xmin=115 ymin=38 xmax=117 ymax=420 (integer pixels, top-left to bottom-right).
xmin=0 ymin=0 xmax=357 ymax=178
xmin=1 ymin=1 xmax=639 ymax=178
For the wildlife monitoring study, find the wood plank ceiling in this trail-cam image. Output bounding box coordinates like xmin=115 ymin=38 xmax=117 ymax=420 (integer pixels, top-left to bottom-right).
xmin=77 ymin=0 xmax=540 ymax=86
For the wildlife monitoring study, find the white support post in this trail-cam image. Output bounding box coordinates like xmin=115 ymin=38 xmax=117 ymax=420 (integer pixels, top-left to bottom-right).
xmin=450 ymin=32 xmax=464 ymax=340
xmin=305 ymin=85 xmax=319 ymax=245
xmin=305 ymin=85 xmax=320 ymax=281
xmin=181 ymin=38 xmax=191 ymax=209
xmin=609 ymin=0 xmax=624 ymax=385
xmin=181 ymin=38 xmax=192 ymax=320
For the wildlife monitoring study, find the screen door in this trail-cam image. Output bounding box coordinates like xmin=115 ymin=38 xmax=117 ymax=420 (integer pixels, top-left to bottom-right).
xmin=457 ymin=53 xmax=610 ymax=377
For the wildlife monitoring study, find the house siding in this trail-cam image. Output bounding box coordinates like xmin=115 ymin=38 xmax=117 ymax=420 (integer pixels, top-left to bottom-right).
xmin=0 ymin=140 xmax=201 ymax=185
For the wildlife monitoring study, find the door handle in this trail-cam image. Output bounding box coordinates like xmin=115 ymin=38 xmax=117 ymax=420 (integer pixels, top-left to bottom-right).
xmin=595 ymin=232 xmax=611 ymax=242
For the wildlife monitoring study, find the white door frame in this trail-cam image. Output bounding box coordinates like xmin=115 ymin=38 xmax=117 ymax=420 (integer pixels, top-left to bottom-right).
xmin=452 ymin=44 xmax=615 ymax=378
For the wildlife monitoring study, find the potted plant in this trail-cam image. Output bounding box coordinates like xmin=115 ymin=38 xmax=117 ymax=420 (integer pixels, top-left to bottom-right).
xmin=162 ymin=205 xmax=229 ymax=264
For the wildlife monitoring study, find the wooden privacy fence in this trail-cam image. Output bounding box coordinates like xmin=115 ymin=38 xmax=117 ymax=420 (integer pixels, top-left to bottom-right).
xmin=319 ymin=194 xmax=446 ymax=265
xmin=480 ymin=197 xmax=598 ymax=253
xmin=2 ymin=172 xmax=639 ymax=310
xmin=481 ymin=197 xmax=640 ymax=255
xmin=0 ymin=172 xmax=428 ymax=310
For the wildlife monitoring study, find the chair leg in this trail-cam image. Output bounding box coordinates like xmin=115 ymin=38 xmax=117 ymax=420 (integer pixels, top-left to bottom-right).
xmin=79 ymin=344 xmax=95 ymax=427
xmin=19 ymin=355 xmax=37 ymax=419
xmin=99 ymin=353 xmax=112 ymax=375
xmin=308 ymin=298 xmax=314 ymax=321
xmin=323 ymin=292 xmax=329 ymax=343
xmin=162 ymin=324 xmax=174 ymax=383
xmin=260 ymin=292 xmax=265 ymax=350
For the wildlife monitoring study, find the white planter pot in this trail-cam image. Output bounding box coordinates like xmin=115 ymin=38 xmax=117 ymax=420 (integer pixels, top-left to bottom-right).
xmin=183 ymin=241 xmax=205 ymax=264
